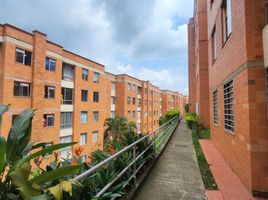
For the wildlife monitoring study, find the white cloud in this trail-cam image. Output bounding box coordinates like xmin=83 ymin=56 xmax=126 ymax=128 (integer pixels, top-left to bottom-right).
xmin=0 ymin=0 xmax=193 ymax=95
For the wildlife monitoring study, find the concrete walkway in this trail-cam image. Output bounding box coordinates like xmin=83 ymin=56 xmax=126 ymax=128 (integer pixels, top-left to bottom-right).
xmin=135 ymin=121 xmax=205 ymax=200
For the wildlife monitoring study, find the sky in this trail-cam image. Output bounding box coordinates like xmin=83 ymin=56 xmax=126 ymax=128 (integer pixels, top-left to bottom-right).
xmin=0 ymin=0 xmax=194 ymax=95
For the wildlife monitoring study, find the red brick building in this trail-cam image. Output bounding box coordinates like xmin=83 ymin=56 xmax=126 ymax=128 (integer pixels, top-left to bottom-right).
xmin=188 ymin=0 xmax=210 ymax=128
xmin=0 ymin=23 xmax=186 ymax=161
xmin=189 ymin=0 xmax=268 ymax=196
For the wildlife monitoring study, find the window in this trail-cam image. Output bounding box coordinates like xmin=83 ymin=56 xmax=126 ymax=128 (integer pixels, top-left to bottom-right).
xmin=224 ymin=80 xmax=234 ymax=133
xmin=93 ymin=91 xmax=99 ymax=102
xmin=60 ymin=136 xmax=72 ymax=157
xmin=144 ymin=88 xmax=148 ymax=94
xmin=222 ymin=0 xmax=232 ymax=43
xmin=110 ymin=111 xmax=115 ymax=119
xmin=128 ymin=83 xmax=131 ymax=91
xmin=127 ymin=97 xmax=131 ymax=104
xmin=15 ymin=48 xmax=32 ymax=66
xmin=60 ymin=112 xmax=72 ymax=129
xmin=111 ymin=96 xmax=115 ymax=105
xmin=45 ymin=57 xmax=56 ymax=71
xmin=80 ymin=111 xmax=88 ymax=123
xmin=132 ymin=111 xmax=135 ymax=118
xmin=62 ymin=63 xmax=74 ymax=81
xmin=132 ymin=84 xmax=136 ymax=92
xmin=213 ymin=90 xmax=219 ymax=124
xmin=137 ymin=111 xmax=141 ymax=119
xmin=93 ymin=111 xmax=99 ymax=122
xmin=82 ymin=68 xmax=88 ymax=81
xmin=80 ymin=133 xmax=87 ymax=146
xmin=138 ymin=87 xmax=142 ymax=94
xmin=111 ymin=82 xmax=115 ymax=90
xmin=132 ymin=97 xmax=136 ymax=105
xmin=92 ymin=131 xmax=98 ymax=143
xmin=13 ymin=81 xmax=31 ymax=97
xmin=138 ymin=99 xmax=141 ymax=107
xmin=212 ymin=28 xmax=217 ymax=61
xmin=43 ymin=114 xmax=54 ymax=127
xmin=144 ymin=112 xmax=147 ymax=118
xmin=81 ymin=90 xmax=88 ymax=102
xmin=44 ymin=86 xmax=55 ymax=99
xmin=128 ymin=111 xmax=131 ymax=118
xmin=61 ymin=88 xmax=73 ymax=104
xmin=93 ymin=72 xmax=100 ymax=83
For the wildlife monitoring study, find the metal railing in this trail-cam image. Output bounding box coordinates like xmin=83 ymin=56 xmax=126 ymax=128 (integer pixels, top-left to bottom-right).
xmin=74 ymin=116 xmax=180 ymax=198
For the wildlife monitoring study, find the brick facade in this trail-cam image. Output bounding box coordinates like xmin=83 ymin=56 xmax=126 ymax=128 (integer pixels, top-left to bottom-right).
xmin=0 ymin=23 xmax=187 ymax=161
xmin=189 ymin=0 xmax=268 ymax=196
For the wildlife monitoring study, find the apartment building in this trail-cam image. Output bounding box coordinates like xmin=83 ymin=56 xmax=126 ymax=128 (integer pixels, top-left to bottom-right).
xmin=189 ymin=0 xmax=268 ymax=196
xmin=161 ymin=90 xmax=185 ymax=115
xmin=0 ymin=24 xmax=106 ymax=160
xmin=104 ymin=73 xmax=162 ymax=133
xmin=0 ymin=23 xmax=186 ymax=161
xmin=188 ymin=0 xmax=210 ymax=128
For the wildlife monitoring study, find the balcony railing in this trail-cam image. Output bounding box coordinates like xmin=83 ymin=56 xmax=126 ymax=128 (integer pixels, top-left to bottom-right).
xmin=74 ymin=116 xmax=180 ymax=198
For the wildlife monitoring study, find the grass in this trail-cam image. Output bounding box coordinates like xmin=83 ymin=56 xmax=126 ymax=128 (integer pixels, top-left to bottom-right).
xmin=191 ymin=129 xmax=217 ymax=190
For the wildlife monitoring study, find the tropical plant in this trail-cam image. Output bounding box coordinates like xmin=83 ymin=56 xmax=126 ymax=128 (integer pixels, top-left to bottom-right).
xmin=0 ymin=105 xmax=82 ymax=200
xmin=104 ymin=117 xmax=129 ymax=142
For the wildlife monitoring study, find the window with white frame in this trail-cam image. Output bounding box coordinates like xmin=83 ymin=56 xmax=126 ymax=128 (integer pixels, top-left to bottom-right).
xmin=132 ymin=111 xmax=135 ymax=118
xmin=80 ymin=111 xmax=88 ymax=123
xmin=80 ymin=133 xmax=87 ymax=146
xmin=110 ymin=111 xmax=115 ymax=118
xmin=45 ymin=57 xmax=56 ymax=71
xmin=111 ymin=96 xmax=115 ymax=105
xmin=93 ymin=111 xmax=99 ymax=122
xmin=61 ymin=88 xmax=73 ymax=104
xmin=43 ymin=114 xmax=54 ymax=128
xmin=213 ymin=90 xmax=219 ymax=124
xmin=212 ymin=27 xmax=217 ymax=61
xmin=93 ymin=72 xmax=100 ymax=83
xmin=92 ymin=131 xmax=98 ymax=143
xmin=127 ymin=97 xmax=131 ymax=104
xmin=62 ymin=63 xmax=74 ymax=81
xmin=60 ymin=112 xmax=72 ymax=129
xmin=60 ymin=136 xmax=72 ymax=157
xmin=132 ymin=84 xmax=136 ymax=92
xmin=111 ymin=82 xmax=116 ymax=90
xmin=222 ymin=0 xmax=232 ymax=43
xmin=13 ymin=81 xmax=31 ymax=97
xmin=137 ymin=111 xmax=141 ymax=119
xmin=15 ymin=48 xmax=32 ymax=66
xmin=224 ymin=80 xmax=234 ymax=133
xmin=44 ymin=85 xmax=55 ymax=99
xmin=82 ymin=68 xmax=88 ymax=81
xmin=127 ymin=83 xmax=131 ymax=91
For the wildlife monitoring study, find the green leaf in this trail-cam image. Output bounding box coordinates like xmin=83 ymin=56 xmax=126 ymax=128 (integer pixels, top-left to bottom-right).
xmin=0 ymin=105 xmax=9 ymax=126
xmin=12 ymin=142 xmax=76 ymax=171
xmin=30 ymin=165 xmax=82 ymax=185
xmin=6 ymin=109 xmax=34 ymax=165
xmin=0 ymin=135 xmax=6 ymax=173
xmin=9 ymin=162 xmax=40 ymax=199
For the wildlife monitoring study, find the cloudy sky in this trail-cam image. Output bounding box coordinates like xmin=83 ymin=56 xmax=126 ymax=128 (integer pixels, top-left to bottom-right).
xmin=0 ymin=0 xmax=194 ymax=95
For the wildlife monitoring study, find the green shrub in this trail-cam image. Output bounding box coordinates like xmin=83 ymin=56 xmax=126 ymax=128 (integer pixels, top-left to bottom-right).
xmin=184 ymin=103 xmax=189 ymax=113
xmin=185 ymin=112 xmax=200 ymax=133
xmin=159 ymin=109 xmax=180 ymax=125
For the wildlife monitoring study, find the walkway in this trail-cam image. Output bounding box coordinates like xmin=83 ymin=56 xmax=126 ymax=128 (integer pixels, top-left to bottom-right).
xmin=200 ymin=140 xmax=264 ymax=200
xmin=135 ymin=121 xmax=205 ymax=200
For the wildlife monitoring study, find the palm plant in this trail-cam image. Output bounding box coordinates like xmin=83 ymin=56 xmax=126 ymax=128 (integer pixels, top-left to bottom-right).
xmin=0 ymin=105 xmax=82 ymax=200
xmin=104 ymin=117 xmax=129 ymax=142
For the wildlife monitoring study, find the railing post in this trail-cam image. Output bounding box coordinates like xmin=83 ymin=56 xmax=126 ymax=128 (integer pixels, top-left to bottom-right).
xmin=133 ymin=144 xmax=137 ymax=186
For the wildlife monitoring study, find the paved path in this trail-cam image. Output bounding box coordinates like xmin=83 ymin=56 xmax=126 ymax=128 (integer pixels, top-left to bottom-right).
xmin=135 ymin=121 xmax=205 ymax=200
